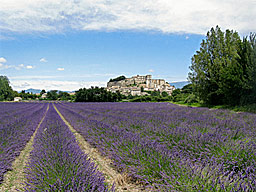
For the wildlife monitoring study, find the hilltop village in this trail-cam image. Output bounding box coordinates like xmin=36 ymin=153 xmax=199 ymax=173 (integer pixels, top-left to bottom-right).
xmin=106 ymin=75 xmax=175 ymax=96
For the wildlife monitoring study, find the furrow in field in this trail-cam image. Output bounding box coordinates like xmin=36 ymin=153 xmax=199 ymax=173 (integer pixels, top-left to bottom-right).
xmin=0 ymin=104 xmax=49 ymax=192
xmin=53 ymin=104 xmax=145 ymax=192
xmin=25 ymin=103 xmax=111 ymax=191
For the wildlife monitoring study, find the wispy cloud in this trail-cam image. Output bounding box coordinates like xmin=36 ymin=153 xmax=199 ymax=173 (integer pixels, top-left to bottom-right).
xmin=15 ymin=64 xmax=24 ymax=70
xmin=149 ymin=69 xmax=154 ymax=73
xmin=40 ymin=58 xmax=47 ymax=62
xmin=0 ymin=0 xmax=255 ymax=36
xmin=0 ymin=63 xmax=11 ymax=70
xmin=10 ymin=80 xmax=106 ymax=91
xmin=57 ymin=67 xmax=64 ymax=71
xmin=9 ymin=73 xmax=116 ymax=80
xmin=0 ymin=57 xmax=10 ymax=70
xmin=9 ymin=75 xmax=62 ymax=80
xmin=14 ymin=64 xmax=34 ymax=70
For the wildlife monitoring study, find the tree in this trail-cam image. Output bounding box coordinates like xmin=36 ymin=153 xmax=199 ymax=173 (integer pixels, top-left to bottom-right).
xmin=239 ymin=33 xmax=256 ymax=104
xmin=0 ymin=76 xmax=14 ymax=101
xmin=181 ymin=84 xmax=193 ymax=94
xmin=188 ymin=26 xmax=243 ymax=105
xmin=171 ymin=89 xmax=181 ymax=98
xmin=109 ymin=75 xmax=126 ymax=82
xmin=47 ymin=90 xmax=58 ymax=100
xmin=161 ymin=91 xmax=168 ymax=97
xmin=58 ymin=91 xmax=71 ymax=100
xmin=75 ymin=87 xmax=123 ymax=102
xmin=40 ymin=89 xmax=46 ymax=95
xmin=151 ymin=90 xmax=160 ymax=97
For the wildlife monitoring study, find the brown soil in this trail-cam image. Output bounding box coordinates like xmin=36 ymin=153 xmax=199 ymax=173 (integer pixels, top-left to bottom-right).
xmin=53 ymin=104 xmax=148 ymax=192
xmin=0 ymin=104 xmax=49 ymax=192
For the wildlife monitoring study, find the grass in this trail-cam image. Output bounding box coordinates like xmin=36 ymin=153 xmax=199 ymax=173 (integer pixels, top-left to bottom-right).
xmin=171 ymin=101 xmax=256 ymax=113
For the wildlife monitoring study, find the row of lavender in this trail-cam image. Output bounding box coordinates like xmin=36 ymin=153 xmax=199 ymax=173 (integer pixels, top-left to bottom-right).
xmin=0 ymin=103 xmax=48 ymax=183
xmin=56 ymin=102 xmax=256 ymax=191
xmin=24 ymin=103 xmax=114 ymax=191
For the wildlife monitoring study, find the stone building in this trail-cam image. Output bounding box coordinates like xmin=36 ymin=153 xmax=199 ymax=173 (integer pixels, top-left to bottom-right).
xmin=106 ymin=75 xmax=175 ymax=96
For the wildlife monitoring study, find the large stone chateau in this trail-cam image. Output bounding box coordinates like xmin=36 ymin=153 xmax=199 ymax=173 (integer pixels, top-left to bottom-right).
xmin=106 ymin=75 xmax=175 ymax=96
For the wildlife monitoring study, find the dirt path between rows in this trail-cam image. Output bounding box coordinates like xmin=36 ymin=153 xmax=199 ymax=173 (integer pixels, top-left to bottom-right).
xmin=53 ymin=104 xmax=146 ymax=192
xmin=0 ymin=104 xmax=49 ymax=192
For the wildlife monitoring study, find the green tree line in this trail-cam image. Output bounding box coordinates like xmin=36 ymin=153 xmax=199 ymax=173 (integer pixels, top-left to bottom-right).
xmin=75 ymin=87 xmax=123 ymax=102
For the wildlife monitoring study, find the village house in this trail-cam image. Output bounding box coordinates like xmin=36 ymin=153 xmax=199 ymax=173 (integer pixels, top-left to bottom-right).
xmin=14 ymin=97 xmax=22 ymax=102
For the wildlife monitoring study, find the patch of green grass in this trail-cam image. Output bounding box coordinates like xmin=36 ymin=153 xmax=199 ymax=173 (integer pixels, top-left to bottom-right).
xmin=171 ymin=102 xmax=256 ymax=113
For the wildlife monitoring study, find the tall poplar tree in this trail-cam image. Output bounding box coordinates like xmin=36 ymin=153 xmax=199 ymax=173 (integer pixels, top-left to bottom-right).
xmin=239 ymin=33 xmax=256 ymax=104
xmin=188 ymin=26 xmax=242 ymax=105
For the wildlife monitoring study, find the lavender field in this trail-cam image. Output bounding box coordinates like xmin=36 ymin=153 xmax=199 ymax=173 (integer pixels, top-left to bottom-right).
xmin=0 ymin=102 xmax=255 ymax=191
xmin=0 ymin=103 xmax=48 ymax=183
xmin=24 ymin=103 xmax=112 ymax=191
xmin=56 ymin=102 xmax=256 ymax=191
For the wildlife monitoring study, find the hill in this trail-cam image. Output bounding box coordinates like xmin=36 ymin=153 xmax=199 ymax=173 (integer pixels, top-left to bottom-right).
xmin=24 ymin=88 xmax=41 ymax=94
xmin=169 ymin=81 xmax=189 ymax=89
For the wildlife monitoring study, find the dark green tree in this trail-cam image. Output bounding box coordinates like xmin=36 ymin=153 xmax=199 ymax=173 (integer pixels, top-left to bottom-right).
xmin=40 ymin=89 xmax=46 ymax=95
xmin=58 ymin=91 xmax=71 ymax=100
xmin=109 ymin=75 xmax=126 ymax=82
xmin=0 ymin=76 xmax=14 ymax=101
xmin=239 ymin=33 xmax=256 ymax=104
xmin=75 ymin=87 xmax=123 ymax=102
xmin=47 ymin=90 xmax=58 ymax=100
xmin=181 ymin=84 xmax=193 ymax=94
xmin=151 ymin=90 xmax=160 ymax=97
xmin=161 ymin=91 xmax=168 ymax=97
xmin=171 ymin=89 xmax=181 ymax=98
xmin=188 ymin=26 xmax=243 ymax=105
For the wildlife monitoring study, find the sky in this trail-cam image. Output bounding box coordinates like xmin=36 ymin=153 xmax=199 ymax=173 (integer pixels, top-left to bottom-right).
xmin=0 ymin=0 xmax=255 ymax=91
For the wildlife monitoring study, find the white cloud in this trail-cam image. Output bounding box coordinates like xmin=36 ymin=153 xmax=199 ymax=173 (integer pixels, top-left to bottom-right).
xmin=149 ymin=69 xmax=154 ymax=73
xmin=15 ymin=64 xmax=24 ymax=70
xmin=0 ymin=57 xmax=7 ymax=63
xmin=9 ymin=73 xmax=116 ymax=80
xmin=14 ymin=64 xmax=35 ymax=70
xmin=26 ymin=65 xmax=34 ymax=69
xmin=0 ymin=63 xmax=7 ymax=69
xmin=185 ymin=36 xmax=189 ymax=40
xmin=10 ymin=80 xmax=106 ymax=91
xmin=0 ymin=64 xmax=11 ymax=70
xmin=0 ymin=0 xmax=255 ymax=35
xmin=0 ymin=57 xmax=10 ymax=70
xmin=9 ymin=75 xmax=61 ymax=80
xmin=57 ymin=67 xmax=64 ymax=71
xmin=40 ymin=58 xmax=47 ymax=62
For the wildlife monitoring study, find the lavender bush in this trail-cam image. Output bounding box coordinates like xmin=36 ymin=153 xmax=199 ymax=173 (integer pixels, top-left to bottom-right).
xmin=0 ymin=103 xmax=48 ymax=183
xmin=55 ymin=102 xmax=256 ymax=191
xmin=24 ymin=104 xmax=113 ymax=191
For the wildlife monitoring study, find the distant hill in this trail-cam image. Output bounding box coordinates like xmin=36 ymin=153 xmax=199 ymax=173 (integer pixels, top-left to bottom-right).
xmin=169 ymin=81 xmax=190 ymax=89
xmin=24 ymin=88 xmax=41 ymax=94
xmin=23 ymin=88 xmax=73 ymax=94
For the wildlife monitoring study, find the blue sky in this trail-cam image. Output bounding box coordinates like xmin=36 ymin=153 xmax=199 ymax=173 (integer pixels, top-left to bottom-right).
xmin=0 ymin=0 xmax=255 ymax=91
